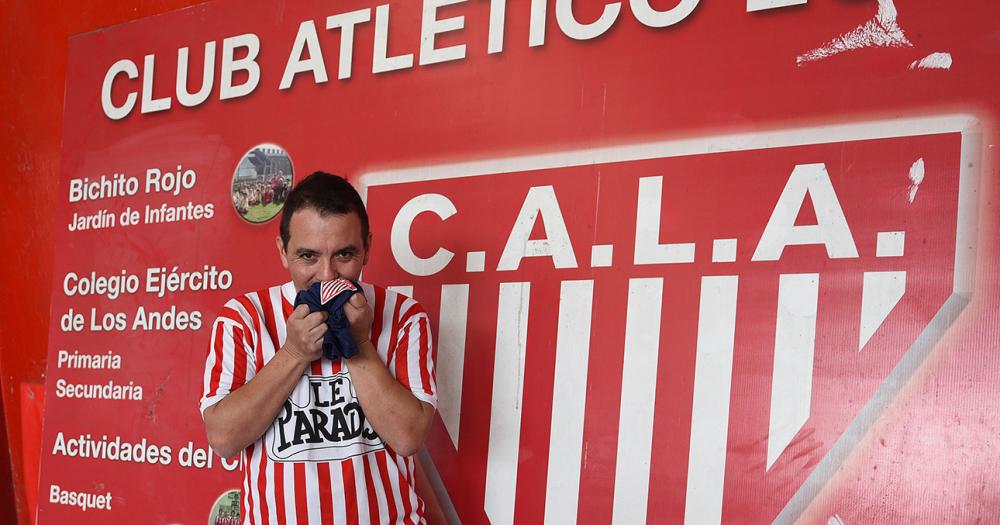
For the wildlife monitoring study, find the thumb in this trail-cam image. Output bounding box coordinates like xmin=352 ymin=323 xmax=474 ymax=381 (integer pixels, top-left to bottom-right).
xmin=348 ymin=292 xmax=367 ymax=308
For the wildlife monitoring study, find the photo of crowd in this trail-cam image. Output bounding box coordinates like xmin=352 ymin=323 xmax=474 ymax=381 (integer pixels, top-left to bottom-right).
xmin=231 ymin=144 xmax=294 ymax=223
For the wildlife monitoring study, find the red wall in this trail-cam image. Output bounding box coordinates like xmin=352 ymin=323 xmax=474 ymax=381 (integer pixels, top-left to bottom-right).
xmin=0 ymin=2 xmax=203 ymax=522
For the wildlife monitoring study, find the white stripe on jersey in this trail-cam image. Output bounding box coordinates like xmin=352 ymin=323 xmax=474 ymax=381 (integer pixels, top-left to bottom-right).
xmin=249 ymin=444 xmax=264 ymax=525
xmin=282 ymin=462 xmax=297 ymax=524
xmin=304 ymin=462 xmax=321 ymax=524
xmin=271 ymin=286 xmax=288 ymax=350
xmin=351 ymin=457 xmax=370 ymax=525
xmin=404 ymin=321 xmax=427 ymax=403
xmin=385 ymin=456 xmax=406 ymax=523
xmin=264 ymin=455 xmax=278 ymax=525
xmin=374 ymin=283 xmax=396 ymax=364
xmin=329 ymin=461 xmax=349 ymax=524
xmin=242 ymin=463 xmax=252 ymax=525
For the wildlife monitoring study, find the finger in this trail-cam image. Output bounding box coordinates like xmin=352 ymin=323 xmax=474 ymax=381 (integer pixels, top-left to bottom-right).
xmin=308 ymin=323 xmax=329 ymax=341
xmin=290 ymin=304 xmax=312 ymax=319
xmin=305 ymin=311 xmax=329 ymax=325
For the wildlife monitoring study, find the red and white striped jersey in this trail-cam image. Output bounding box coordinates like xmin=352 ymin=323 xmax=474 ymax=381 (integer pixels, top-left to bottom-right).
xmin=200 ymin=281 xmax=437 ymax=525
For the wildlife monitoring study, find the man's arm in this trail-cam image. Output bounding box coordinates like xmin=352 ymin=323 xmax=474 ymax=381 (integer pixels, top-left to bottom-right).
xmin=202 ymin=305 xmax=327 ymax=458
xmin=344 ymin=293 xmax=436 ymax=457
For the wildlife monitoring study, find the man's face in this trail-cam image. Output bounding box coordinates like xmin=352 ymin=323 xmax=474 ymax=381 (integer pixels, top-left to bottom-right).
xmin=277 ymin=207 xmax=370 ymax=291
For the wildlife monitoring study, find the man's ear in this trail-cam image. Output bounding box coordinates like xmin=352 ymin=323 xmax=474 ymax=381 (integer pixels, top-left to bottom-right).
xmin=363 ymin=232 xmax=372 ymax=265
xmin=276 ymin=235 xmax=290 ymax=269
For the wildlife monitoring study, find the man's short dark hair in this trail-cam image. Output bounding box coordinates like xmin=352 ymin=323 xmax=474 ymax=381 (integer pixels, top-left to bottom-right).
xmin=279 ymin=171 xmax=369 ymax=249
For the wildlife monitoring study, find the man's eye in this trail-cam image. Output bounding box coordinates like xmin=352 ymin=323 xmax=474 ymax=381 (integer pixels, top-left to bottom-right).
xmin=335 ymin=251 xmax=354 ymax=261
xmin=300 ymin=253 xmax=317 ymax=262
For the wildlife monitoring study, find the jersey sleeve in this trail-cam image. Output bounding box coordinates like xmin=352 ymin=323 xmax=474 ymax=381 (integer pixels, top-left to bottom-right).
xmin=391 ymin=301 xmax=437 ymax=408
xmin=200 ymin=299 xmax=259 ymax=416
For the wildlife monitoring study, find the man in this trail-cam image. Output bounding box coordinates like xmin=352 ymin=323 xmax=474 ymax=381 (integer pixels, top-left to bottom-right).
xmin=201 ymin=172 xmax=436 ymax=524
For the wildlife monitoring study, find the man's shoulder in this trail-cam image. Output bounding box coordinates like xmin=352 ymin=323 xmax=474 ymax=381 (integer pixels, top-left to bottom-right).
xmin=216 ymin=281 xmax=294 ymax=324
xmin=365 ymin=283 xmax=427 ymax=326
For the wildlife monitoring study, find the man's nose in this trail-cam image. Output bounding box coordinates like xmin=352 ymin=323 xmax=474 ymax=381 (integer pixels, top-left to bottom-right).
xmin=316 ymin=259 xmax=339 ymax=282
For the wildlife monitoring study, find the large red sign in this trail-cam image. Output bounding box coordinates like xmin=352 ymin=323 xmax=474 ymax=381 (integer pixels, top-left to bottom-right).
xmin=38 ymin=0 xmax=1000 ymax=523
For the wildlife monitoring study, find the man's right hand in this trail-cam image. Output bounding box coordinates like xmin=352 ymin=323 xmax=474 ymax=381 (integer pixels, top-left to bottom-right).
xmin=283 ymin=304 xmax=327 ymax=363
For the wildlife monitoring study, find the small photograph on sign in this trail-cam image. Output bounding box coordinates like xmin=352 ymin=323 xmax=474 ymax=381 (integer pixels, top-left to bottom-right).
xmin=231 ymin=143 xmax=294 ymax=223
xmin=207 ymin=489 xmax=241 ymax=525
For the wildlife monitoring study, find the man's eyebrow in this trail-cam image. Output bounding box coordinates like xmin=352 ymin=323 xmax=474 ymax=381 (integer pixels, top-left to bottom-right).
xmin=294 ymin=248 xmax=318 ymax=256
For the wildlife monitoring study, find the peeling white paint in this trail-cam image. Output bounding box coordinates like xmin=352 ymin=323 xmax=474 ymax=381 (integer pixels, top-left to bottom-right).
xmin=909 ymin=52 xmax=953 ymax=70
xmin=797 ymin=0 xmax=912 ymax=65
xmin=908 ymin=158 xmax=924 ymax=203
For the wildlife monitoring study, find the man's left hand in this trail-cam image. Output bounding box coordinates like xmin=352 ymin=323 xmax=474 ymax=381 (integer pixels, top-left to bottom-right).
xmin=344 ymin=291 xmax=373 ymax=345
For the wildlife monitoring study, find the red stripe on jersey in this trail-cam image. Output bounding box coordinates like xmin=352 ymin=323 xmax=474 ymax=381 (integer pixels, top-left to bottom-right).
xmin=274 ymin=462 xmax=285 ymax=524
xmin=370 ymin=286 xmax=386 ymax=352
xmin=253 ymin=336 xmax=265 ymax=373
xmin=363 ymin=455 xmax=380 ymax=525
xmin=375 ymin=451 xmax=399 ymax=524
xmin=386 ymin=297 xmax=403 ymax=365
xmin=294 ymin=463 xmax=308 ymax=525
xmin=342 ymin=460 xmax=359 ymax=525
xmin=231 ymin=327 xmax=248 ymax=390
xmin=261 ymin=291 xmax=280 ymax=357
xmin=209 ymin=322 xmax=226 ymax=397
xmin=235 ymin=296 xmax=263 ymax=370
xmin=217 ymin=307 xmax=248 ymax=328
xmin=418 ymin=317 xmax=432 ymax=396
xmin=256 ymin=453 xmax=270 ymax=525
xmin=318 ymin=463 xmax=335 ymax=525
